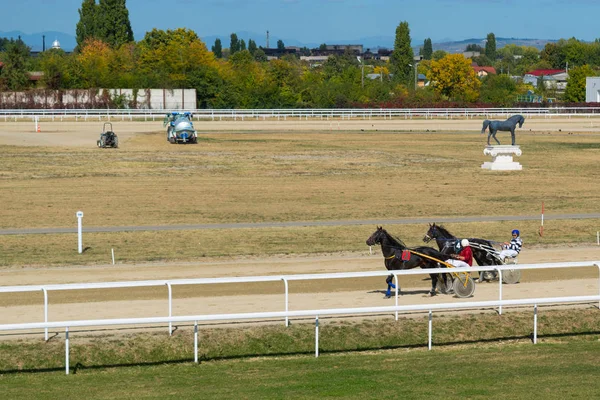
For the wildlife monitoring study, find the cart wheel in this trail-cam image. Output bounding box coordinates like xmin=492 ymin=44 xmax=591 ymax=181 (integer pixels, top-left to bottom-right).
xmin=435 ymin=275 xmax=448 ymax=294
xmin=482 ymin=270 xmax=500 ymax=282
xmin=453 ymin=274 xmax=476 ymax=298
xmin=502 ymin=269 xmax=521 ymax=284
xmin=114 ymin=136 xmax=119 ymax=148
xmin=97 ymin=140 xmax=101 ymax=148
xmin=435 ymin=274 xmax=454 ymax=294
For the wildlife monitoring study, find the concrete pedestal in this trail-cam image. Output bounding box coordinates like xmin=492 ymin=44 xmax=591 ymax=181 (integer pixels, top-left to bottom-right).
xmin=481 ymin=145 xmax=522 ymax=170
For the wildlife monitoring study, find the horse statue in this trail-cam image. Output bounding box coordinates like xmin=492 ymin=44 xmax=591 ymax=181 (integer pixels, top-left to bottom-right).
xmin=423 ymin=223 xmax=502 ymax=281
xmin=481 ymin=115 xmax=525 ymax=146
xmin=366 ymin=226 xmax=452 ymax=297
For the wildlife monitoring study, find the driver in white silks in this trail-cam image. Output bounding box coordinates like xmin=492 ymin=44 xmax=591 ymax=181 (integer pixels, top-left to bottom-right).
xmin=446 ymin=239 xmax=473 ymax=268
xmin=499 ymin=229 xmax=522 ymax=262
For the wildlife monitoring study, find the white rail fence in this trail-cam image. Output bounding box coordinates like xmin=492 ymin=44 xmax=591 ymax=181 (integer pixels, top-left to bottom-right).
xmin=2 ymin=107 xmax=600 ymax=122
xmin=1 ymin=294 xmax=599 ymax=375
xmin=1 ymin=262 xmax=599 ymax=342
xmin=1 ymin=261 xmax=599 ymax=374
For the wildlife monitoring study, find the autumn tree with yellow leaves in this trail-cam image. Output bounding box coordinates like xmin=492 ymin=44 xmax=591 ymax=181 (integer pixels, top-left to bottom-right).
xmin=77 ymin=38 xmax=112 ymax=88
xmin=427 ymin=54 xmax=481 ymax=102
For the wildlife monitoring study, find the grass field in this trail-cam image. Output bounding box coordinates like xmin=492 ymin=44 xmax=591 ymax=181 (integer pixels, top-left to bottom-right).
xmin=1 ymin=308 xmax=599 ymax=398
xmin=1 ymin=129 xmax=599 ymax=266
xmin=1 ymin=123 xmax=600 ymax=395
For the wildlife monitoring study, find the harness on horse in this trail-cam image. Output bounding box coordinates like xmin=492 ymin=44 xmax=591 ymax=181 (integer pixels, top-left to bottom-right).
xmin=386 ymin=249 xmax=456 ymax=269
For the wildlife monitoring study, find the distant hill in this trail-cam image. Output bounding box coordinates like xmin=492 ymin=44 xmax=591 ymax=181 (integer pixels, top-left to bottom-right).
xmin=0 ymin=31 xmax=77 ymax=52
xmin=1 ymin=30 xmax=556 ymax=54
xmin=430 ymin=37 xmax=558 ymax=53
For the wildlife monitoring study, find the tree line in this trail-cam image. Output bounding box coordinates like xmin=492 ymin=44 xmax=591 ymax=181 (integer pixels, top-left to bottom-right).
xmin=0 ymin=1 xmax=598 ymax=108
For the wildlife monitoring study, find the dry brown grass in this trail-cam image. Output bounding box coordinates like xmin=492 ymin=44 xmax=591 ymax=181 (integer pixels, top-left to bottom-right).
xmin=1 ymin=219 xmax=599 ymax=268
xmin=1 ymin=126 xmax=599 ymax=266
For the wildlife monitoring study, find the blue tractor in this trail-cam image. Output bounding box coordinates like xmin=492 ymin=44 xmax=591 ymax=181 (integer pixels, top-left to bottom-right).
xmin=163 ymin=112 xmax=198 ymax=144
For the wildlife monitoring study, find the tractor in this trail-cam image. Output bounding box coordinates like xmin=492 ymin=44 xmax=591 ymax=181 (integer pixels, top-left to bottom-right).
xmin=163 ymin=112 xmax=198 ymax=144
xmin=97 ymin=122 xmax=119 ymax=148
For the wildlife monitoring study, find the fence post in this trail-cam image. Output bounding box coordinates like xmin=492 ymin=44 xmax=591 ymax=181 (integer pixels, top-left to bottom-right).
xmin=393 ymin=273 xmax=399 ymax=321
xmin=65 ymin=327 xmax=70 ymax=375
xmin=194 ymin=321 xmax=198 ymax=363
xmin=428 ymin=310 xmax=433 ymax=350
xmin=76 ymin=211 xmax=84 ymax=254
xmin=167 ymin=283 xmax=172 ymax=335
xmin=43 ymin=288 xmax=48 ymax=340
xmin=497 ymin=268 xmax=503 ymax=315
xmin=282 ymin=278 xmax=289 ymax=327
xmin=596 ymin=263 xmax=600 ymax=309
xmin=533 ymin=304 xmax=538 ymax=344
xmin=315 ymin=316 xmax=319 ymax=358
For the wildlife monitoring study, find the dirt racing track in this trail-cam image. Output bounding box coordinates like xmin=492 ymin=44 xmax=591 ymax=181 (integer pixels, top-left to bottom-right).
xmin=1 ymin=247 xmax=599 ymax=336
xmin=1 ymin=116 xmax=600 ymax=148
xmin=0 ymin=117 xmax=599 ymax=336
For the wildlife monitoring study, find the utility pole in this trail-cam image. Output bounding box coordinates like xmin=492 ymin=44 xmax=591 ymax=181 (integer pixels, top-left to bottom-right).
xmin=358 ymin=56 xmax=364 ymax=88
xmin=414 ymin=63 xmax=417 ymax=90
xmin=413 ymin=55 xmax=423 ymax=91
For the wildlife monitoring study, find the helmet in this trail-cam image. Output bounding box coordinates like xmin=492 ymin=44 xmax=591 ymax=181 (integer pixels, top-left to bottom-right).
xmin=512 ymin=229 xmax=520 ymax=236
xmin=461 ymin=239 xmax=470 ymax=247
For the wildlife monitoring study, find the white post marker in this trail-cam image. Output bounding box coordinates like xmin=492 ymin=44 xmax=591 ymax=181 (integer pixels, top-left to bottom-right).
xmin=111 ymin=248 xmax=115 ymax=265
xmin=540 ymin=201 xmax=544 ymax=237
xmin=76 ymin=211 xmax=84 ymax=254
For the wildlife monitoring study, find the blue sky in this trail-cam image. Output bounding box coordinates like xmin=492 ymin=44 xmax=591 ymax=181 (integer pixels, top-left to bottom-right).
xmin=2 ymin=0 xmax=598 ymax=45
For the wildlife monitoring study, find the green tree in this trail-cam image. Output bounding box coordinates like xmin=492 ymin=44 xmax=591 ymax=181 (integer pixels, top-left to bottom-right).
xmin=39 ymin=48 xmax=70 ymax=89
xmin=277 ymin=40 xmax=285 ymax=51
xmin=390 ymin=21 xmax=414 ymax=87
xmin=212 ymin=38 xmax=222 ymax=58
xmin=562 ymin=37 xmax=587 ymax=68
xmin=266 ymin=58 xmax=303 ymax=107
xmin=536 ymin=75 xmax=547 ymax=96
xmin=422 ymin=38 xmax=433 ymax=60
xmin=0 ymin=39 xmax=31 ymax=90
xmin=248 ymin=39 xmax=257 ymax=55
xmin=0 ymin=37 xmax=10 ymax=51
xmin=299 ymin=47 xmax=311 ymax=57
xmin=137 ymin=28 xmax=216 ymax=88
xmin=485 ymin=33 xmax=496 ymax=60
xmin=240 ymin=39 xmax=246 ymax=51
xmin=427 ymin=54 xmax=481 ymax=102
xmin=563 ymin=64 xmax=596 ymax=102
xmin=466 ymin=43 xmax=483 ymax=53
xmin=479 ymin=74 xmax=518 ymax=106
xmin=230 ymin=33 xmax=239 ymax=55
xmin=432 ymin=50 xmax=447 ymax=61
xmin=77 ymin=38 xmax=112 ymax=87
xmin=75 ymin=0 xmax=99 ymax=51
xmin=97 ymin=0 xmax=134 ymax=48
xmin=473 ymin=54 xmax=493 ymax=67
xmin=540 ymin=42 xmax=565 ymax=69
xmin=254 ymin=48 xmax=267 ymax=62
xmin=106 ymin=42 xmax=138 ymax=87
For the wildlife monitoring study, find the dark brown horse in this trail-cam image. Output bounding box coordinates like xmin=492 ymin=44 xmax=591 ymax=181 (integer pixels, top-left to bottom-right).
xmin=366 ymin=226 xmax=450 ymax=297
xmin=423 ymin=223 xmax=503 ymax=281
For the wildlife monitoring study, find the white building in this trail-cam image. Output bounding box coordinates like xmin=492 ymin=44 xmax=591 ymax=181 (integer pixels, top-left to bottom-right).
xmin=585 ymin=77 xmax=600 ymax=103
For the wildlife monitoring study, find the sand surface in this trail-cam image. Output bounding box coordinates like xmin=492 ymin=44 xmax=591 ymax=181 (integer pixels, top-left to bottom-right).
xmin=1 ymin=246 xmax=599 ymax=338
xmin=1 ymin=118 xmax=599 ymax=338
